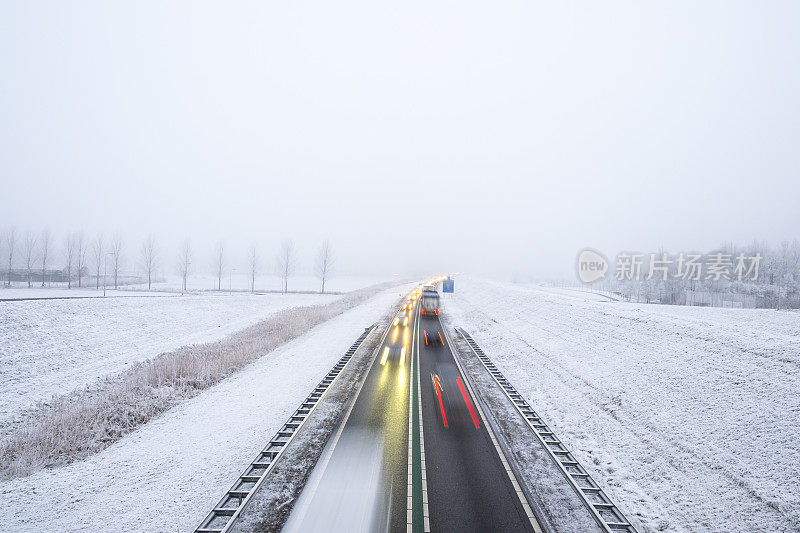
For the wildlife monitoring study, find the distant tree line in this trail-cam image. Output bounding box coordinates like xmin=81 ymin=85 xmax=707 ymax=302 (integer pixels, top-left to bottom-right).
xmin=0 ymin=227 xmax=336 ymax=294
xmin=588 ymin=240 xmax=800 ymax=309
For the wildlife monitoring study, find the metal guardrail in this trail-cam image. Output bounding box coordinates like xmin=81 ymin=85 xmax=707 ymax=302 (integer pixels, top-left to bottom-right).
xmin=456 ymin=327 xmax=638 ymax=533
xmin=194 ymin=325 xmax=376 ymax=533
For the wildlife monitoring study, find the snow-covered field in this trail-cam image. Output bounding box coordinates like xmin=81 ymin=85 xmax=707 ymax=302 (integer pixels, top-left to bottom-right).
xmin=513 ymin=283 xmax=618 ymax=302
xmin=0 ymin=287 xmax=174 ymax=300
xmin=144 ymin=273 xmax=397 ymax=293
xmin=444 ymin=277 xmax=800 ymax=533
xmin=0 ymin=273 xmax=395 ymax=299
xmin=0 ymin=291 xmax=343 ymax=432
xmin=0 ymin=284 xmax=409 ymax=531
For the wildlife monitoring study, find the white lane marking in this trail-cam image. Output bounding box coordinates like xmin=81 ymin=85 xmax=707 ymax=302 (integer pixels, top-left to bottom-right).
xmin=417 ymin=309 xmax=431 ymax=532
xmin=406 ymin=303 xmax=431 ymax=533
xmin=441 ymin=325 xmax=544 ymax=533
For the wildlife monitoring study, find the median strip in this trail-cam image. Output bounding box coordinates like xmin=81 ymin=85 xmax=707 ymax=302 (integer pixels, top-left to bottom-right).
xmin=408 ymin=309 xmax=430 ymax=532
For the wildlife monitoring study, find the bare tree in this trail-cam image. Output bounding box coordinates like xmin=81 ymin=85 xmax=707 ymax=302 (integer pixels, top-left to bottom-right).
xmin=111 ymin=234 xmax=123 ymax=289
xmin=141 ymin=234 xmax=158 ymax=290
xmin=4 ymin=226 xmax=16 ymax=287
xmin=215 ymin=240 xmax=225 ymax=291
xmin=75 ymin=231 xmax=88 ymax=288
xmin=23 ymin=231 xmax=38 ymax=288
xmin=277 ymin=239 xmax=295 ymax=293
xmin=315 ymin=240 xmax=334 ymax=294
xmin=64 ymin=233 xmax=76 ymax=289
xmin=776 ymin=240 xmax=800 ymax=309
xmin=40 ymin=228 xmax=50 ymax=287
xmin=178 ymin=239 xmax=191 ymax=294
xmin=248 ymin=243 xmax=258 ymax=293
xmin=92 ymin=234 xmax=104 ymax=289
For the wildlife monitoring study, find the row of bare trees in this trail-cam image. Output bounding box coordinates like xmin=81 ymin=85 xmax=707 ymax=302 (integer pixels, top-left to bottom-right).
xmin=2 ymin=227 xmax=115 ymax=287
xmin=590 ymin=240 xmax=800 ymax=309
xmin=2 ymin=227 xmax=335 ymax=294
xmin=206 ymin=238 xmax=333 ymax=293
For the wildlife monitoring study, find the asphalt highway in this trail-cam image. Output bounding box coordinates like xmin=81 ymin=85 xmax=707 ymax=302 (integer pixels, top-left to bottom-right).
xmin=284 ymin=287 xmax=538 ymax=532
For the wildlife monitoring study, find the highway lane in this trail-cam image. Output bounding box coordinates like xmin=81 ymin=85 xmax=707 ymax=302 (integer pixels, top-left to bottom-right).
xmin=417 ymin=310 xmax=538 ymax=533
xmin=284 ymin=297 xmax=416 ymax=532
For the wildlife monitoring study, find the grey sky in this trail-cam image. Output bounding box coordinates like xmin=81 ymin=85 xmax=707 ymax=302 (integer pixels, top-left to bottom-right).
xmin=1 ymin=1 xmax=798 ymax=278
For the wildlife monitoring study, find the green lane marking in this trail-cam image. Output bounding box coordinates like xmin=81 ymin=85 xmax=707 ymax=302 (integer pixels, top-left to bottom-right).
xmin=412 ymin=313 xmax=424 ymax=533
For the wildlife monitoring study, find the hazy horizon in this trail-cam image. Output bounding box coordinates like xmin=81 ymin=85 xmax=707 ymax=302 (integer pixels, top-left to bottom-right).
xmin=2 ymin=1 xmax=799 ymax=279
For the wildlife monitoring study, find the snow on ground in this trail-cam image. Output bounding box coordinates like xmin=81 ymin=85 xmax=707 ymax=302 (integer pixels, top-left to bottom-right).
xmin=0 ymin=284 xmax=410 ymax=532
xmin=443 ymin=276 xmax=800 ymax=533
xmin=0 ymin=287 xmax=173 ymax=300
xmin=0 ymin=291 xmax=344 ymax=432
xmin=0 ymin=273 xmax=394 ymax=298
xmin=514 ymin=283 xmax=618 ymax=302
xmin=141 ymin=273 xmax=397 ymax=293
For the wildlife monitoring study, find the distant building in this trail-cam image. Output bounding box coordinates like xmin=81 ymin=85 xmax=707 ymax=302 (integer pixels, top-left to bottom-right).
xmin=0 ymin=267 xmax=85 ymax=284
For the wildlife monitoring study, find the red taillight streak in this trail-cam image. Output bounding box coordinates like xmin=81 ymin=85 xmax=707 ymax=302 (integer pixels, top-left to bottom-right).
xmin=435 ymin=376 xmax=448 ymax=428
xmin=438 ymin=331 xmax=444 ymax=345
xmin=456 ymin=376 xmax=480 ymax=429
xmin=424 ymin=331 xmax=428 ymax=345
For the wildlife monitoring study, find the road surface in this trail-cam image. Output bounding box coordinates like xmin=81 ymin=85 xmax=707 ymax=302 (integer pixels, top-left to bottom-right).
xmin=285 ymin=289 xmax=538 ymax=532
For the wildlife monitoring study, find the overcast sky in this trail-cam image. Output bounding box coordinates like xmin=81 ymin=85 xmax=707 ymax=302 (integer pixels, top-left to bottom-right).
xmin=1 ymin=1 xmax=798 ymax=279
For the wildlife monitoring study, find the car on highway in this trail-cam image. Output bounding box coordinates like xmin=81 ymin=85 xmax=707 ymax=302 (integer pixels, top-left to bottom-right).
xmin=393 ymin=311 xmax=409 ymax=327
xmin=423 ymin=328 xmax=444 ymax=346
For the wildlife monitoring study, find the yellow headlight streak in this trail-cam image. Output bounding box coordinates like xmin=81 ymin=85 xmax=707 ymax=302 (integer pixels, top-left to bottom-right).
xmin=393 ymin=327 xmax=399 ymax=342
xmin=400 ymin=347 xmax=406 ymax=366
xmin=380 ymin=346 xmax=390 ymax=366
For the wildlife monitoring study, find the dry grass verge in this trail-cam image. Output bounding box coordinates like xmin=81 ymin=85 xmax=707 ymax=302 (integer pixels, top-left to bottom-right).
xmin=0 ymin=282 xmax=401 ymax=480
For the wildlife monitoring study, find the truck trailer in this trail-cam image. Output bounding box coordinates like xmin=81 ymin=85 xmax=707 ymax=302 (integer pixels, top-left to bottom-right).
xmin=420 ymin=285 xmax=440 ymax=317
